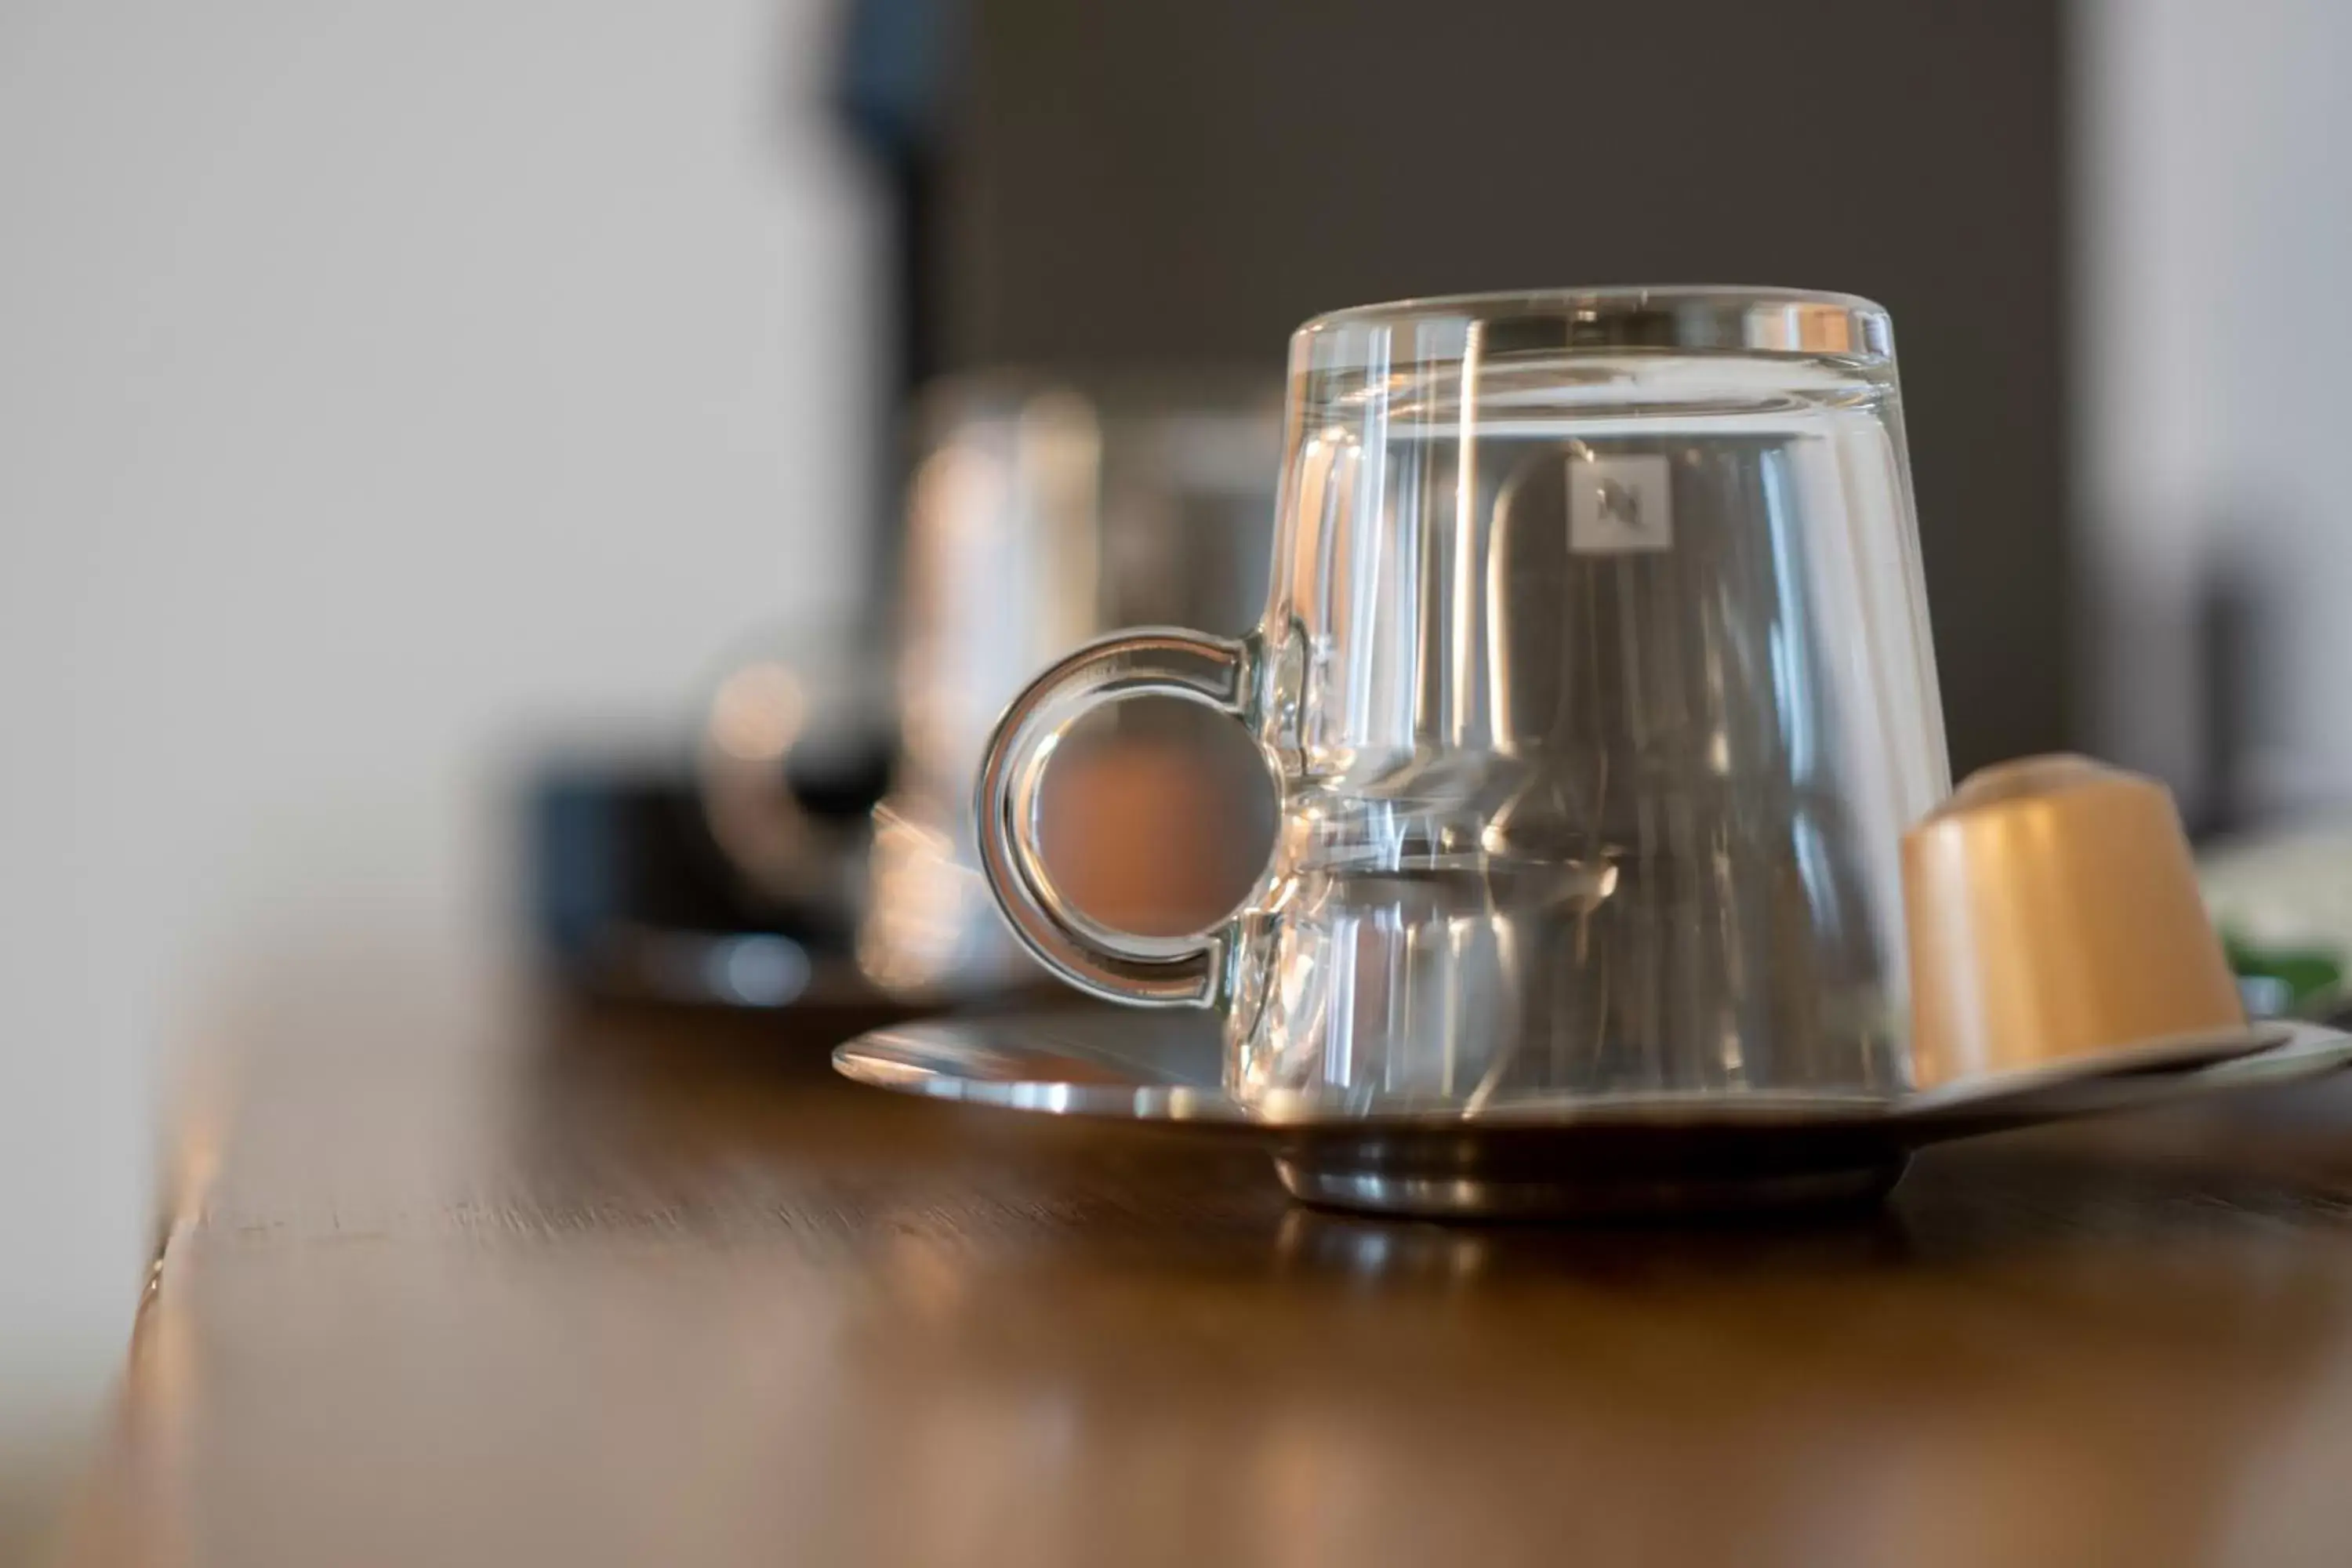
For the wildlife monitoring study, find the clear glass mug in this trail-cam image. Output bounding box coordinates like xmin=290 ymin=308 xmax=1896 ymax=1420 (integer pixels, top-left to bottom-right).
xmin=977 ymin=288 xmax=1950 ymax=1110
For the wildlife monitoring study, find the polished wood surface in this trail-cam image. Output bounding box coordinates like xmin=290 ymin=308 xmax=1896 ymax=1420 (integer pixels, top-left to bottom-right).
xmin=56 ymin=982 xmax=2352 ymax=1567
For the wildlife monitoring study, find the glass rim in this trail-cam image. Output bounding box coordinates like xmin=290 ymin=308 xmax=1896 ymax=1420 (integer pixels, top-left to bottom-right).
xmin=1293 ymin=285 xmax=1894 ymax=361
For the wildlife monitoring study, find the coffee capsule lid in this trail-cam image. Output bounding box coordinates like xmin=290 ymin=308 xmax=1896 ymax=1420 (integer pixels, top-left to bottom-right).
xmin=1904 ymin=754 xmax=2245 ymax=1091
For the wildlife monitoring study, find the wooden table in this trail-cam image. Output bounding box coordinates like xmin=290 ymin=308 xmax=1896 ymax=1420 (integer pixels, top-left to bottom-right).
xmin=54 ymin=982 xmax=2352 ymax=1566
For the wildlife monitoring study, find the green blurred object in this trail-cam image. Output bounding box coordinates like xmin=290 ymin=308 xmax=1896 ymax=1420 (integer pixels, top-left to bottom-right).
xmin=2223 ymin=927 xmax=2345 ymax=1015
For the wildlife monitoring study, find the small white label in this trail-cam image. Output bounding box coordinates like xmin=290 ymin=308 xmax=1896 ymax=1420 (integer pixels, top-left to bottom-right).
xmin=1568 ymin=453 xmax=1673 ymax=554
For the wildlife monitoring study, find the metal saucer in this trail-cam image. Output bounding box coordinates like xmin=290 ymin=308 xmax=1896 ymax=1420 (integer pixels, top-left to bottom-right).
xmin=832 ymin=1011 xmax=2352 ymax=1220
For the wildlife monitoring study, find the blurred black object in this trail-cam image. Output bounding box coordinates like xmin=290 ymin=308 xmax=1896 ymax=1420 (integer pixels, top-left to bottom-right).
xmin=524 ymin=743 xmax=890 ymax=1009
xmin=830 ymin=0 xmax=969 ymax=649
xmin=2194 ymin=554 xmax=2260 ymax=839
xmin=833 ymin=0 xmax=965 ymax=395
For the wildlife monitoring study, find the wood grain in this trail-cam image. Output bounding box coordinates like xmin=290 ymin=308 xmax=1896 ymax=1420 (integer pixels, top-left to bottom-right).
xmin=53 ymin=982 xmax=2352 ymax=1567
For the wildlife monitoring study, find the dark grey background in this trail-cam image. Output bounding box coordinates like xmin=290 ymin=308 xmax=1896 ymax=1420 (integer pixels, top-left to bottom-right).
xmin=931 ymin=0 xmax=2071 ymax=774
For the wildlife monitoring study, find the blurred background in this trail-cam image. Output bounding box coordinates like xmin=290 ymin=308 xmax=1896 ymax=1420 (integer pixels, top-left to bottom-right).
xmin=2 ymin=0 xmax=2347 ymax=1554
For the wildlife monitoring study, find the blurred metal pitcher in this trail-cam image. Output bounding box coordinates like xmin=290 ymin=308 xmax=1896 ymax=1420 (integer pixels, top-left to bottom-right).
xmin=702 ymin=373 xmax=1283 ymax=999
xmin=859 ymin=374 xmax=1283 ymax=996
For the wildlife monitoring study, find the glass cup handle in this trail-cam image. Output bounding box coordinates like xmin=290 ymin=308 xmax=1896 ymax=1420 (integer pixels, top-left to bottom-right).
xmin=975 ymin=628 xmax=1259 ymax=1008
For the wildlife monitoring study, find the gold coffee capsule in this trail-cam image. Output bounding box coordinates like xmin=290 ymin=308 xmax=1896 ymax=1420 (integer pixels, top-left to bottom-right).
xmin=1903 ymin=754 xmax=2245 ymax=1091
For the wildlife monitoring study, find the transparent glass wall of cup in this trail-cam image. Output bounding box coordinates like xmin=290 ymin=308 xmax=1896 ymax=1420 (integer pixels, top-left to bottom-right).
xmin=858 ymin=375 xmax=1283 ymax=997
xmin=978 ymin=289 xmax=1951 ymax=1109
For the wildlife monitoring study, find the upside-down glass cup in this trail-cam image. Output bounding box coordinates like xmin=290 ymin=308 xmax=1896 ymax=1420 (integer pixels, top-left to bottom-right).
xmin=977 ymin=288 xmax=1951 ymax=1112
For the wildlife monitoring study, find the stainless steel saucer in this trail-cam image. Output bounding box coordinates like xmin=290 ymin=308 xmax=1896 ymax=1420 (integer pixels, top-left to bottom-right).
xmin=832 ymin=1011 xmax=2352 ymax=1220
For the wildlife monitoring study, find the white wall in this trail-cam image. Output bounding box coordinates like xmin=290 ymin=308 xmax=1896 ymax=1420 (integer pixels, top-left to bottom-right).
xmin=2080 ymin=0 xmax=2352 ymax=817
xmin=0 ymin=0 xmax=875 ymax=1546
